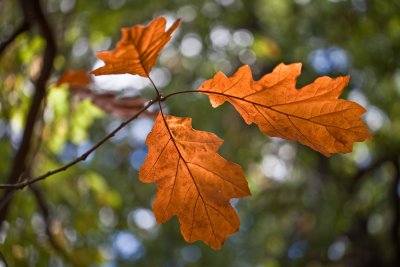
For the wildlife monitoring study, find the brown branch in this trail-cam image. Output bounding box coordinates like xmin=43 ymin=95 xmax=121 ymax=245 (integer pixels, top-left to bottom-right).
xmin=0 ymin=20 xmax=30 ymax=56
xmin=25 ymin=93 xmax=48 ymax=178
xmin=0 ymin=99 xmax=157 ymax=190
xmin=0 ymin=0 xmax=57 ymax=223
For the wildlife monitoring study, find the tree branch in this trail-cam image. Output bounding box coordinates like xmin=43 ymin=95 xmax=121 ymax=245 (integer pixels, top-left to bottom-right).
xmin=0 ymin=99 xmax=157 ymax=190
xmin=0 ymin=0 xmax=57 ymax=223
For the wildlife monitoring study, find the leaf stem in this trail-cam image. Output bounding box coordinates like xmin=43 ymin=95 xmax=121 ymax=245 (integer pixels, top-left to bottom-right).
xmin=161 ymin=90 xmax=200 ymax=101
xmin=146 ymin=74 xmax=166 ymax=124
xmin=161 ymin=89 xmax=234 ymax=102
xmin=148 ymin=75 xmax=161 ymax=98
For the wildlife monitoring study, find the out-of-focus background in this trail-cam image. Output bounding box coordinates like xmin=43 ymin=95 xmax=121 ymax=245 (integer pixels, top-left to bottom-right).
xmin=1 ymin=0 xmax=400 ymax=266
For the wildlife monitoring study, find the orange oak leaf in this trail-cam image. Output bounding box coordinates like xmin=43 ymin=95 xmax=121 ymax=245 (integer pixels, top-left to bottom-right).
xmin=57 ymin=70 xmax=155 ymax=118
xmin=91 ymin=16 xmax=180 ymax=77
xmin=139 ymin=112 xmax=250 ymax=250
xmin=198 ymin=63 xmax=372 ymax=156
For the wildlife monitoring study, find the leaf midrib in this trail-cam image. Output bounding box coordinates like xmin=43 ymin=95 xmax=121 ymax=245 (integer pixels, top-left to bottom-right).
xmin=159 ymin=115 xmax=218 ymax=246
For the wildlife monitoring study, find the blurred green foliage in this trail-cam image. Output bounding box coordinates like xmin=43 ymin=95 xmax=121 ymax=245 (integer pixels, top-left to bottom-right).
xmin=1 ymin=0 xmax=400 ymax=266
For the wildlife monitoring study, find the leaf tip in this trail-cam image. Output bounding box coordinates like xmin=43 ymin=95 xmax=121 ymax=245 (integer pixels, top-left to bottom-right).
xmin=89 ymin=68 xmax=99 ymax=76
xmin=169 ymin=18 xmax=181 ymax=33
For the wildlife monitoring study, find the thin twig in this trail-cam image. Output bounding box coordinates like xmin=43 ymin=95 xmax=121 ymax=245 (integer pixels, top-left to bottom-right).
xmin=161 ymin=89 xmax=199 ymax=101
xmin=0 ymin=74 xmax=160 ymax=189
xmin=0 ymin=99 xmax=157 ymax=189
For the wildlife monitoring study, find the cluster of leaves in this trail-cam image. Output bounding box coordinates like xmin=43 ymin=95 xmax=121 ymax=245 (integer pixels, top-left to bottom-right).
xmin=59 ymin=16 xmax=371 ymax=250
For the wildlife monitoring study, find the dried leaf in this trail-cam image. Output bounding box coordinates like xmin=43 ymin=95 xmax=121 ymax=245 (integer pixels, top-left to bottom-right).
xmin=91 ymin=16 xmax=180 ymax=77
xmin=139 ymin=113 xmax=250 ymax=249
xmin=57 ymin=70 xmax=154 ymax=118
xmin=88 ymin=93 xmax=153 ymax=118
xmin=198 ymin=63 xmax=372 ymax=156
xmin=56 ymin=70 xmax=91 ymax=91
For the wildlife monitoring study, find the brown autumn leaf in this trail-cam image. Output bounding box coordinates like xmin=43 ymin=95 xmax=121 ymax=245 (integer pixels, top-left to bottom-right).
xmin=57 ymin=70 xmax=155 ymax=118
xmin=86 ymin=93 xmax=153 ymax=118
xmin=198 ymin=63 xmax=372 ymax=156
xmin=139 ymin=112 xmax=250 ymax=250
xmin=91 ymin=16 xmax=180 ymax=77
xmin=56 ymin=70 xmax=91 ymax=91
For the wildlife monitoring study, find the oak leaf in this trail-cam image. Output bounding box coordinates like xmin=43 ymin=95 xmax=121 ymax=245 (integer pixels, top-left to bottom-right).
xmin=139 ymin=112 xmax=250 ymax=249
xmin=91 ymin=16 xmax=180 ymax=77
xmin=83 ymin=93 xmax=154 ymax=118
xmin=198 ymin=63 xmax=372 ymax=156
xmin=57 ymin=70 xmax=155 ymax=118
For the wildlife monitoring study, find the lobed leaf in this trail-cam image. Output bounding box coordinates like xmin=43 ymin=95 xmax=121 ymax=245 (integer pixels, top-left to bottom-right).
xmin=139 ymin=113 xmax=250 ymax=249
xmin=198 ymin=63 xmax=372 ymax=156
xmin=91 ymin=16 xmax=180 ymax=77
